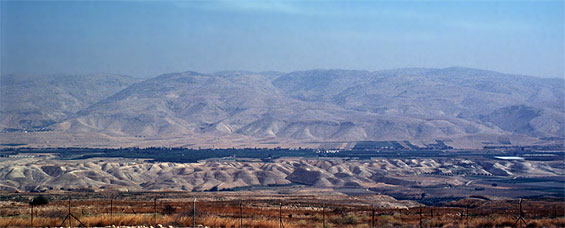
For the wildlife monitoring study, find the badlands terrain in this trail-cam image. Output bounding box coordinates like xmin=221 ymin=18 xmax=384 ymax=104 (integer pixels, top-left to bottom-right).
xmin=1 ymin=67 xmax=564 ymax=149
xmin=1 ymin=154 xmax=562 ymax=200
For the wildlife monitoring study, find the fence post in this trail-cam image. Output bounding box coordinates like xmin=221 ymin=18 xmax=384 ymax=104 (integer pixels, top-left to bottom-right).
xmin=30 ymin=203 xmax=33 ymax=228
xmin=58 ymin=196 xmax=85 ymax=227
xmin=322 ymin=203 xmax=325 ymax=228
xmin=279 ymin=202 xmax=283 ymax=228
xmin=514 ymin=198 xmax=527 ymax=227
xmin=240 ymin=200 xmax=243 ymax=228
xmin=68 ymin=198 xmax=71 ymax=228
xmin=110 ymin=198 xmax=113 ymax=225
xmin=193 ymin=198 xmax=196 ymax=228
xmin=419 ymin=207 xmax=422 ymax=228
xmin=154 ymin=198 xmax=157 ymax=227
xmin=465 ymin=203 xmax=469 ymax=226
xmin=371 ymin=204 xmax=375 ymax=228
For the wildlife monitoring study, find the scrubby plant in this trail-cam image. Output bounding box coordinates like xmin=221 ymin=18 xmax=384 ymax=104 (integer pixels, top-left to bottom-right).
xmin=29 ymin=195 xmax=49 ymax=206
xmin=163 ymin=204 xmax=176 ymax=215
xmin=342 ymin=213 xmax=360 ymax=224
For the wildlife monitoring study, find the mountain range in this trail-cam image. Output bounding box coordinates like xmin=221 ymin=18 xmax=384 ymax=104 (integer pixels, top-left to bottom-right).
xmin=1 ymin=67 xmax=563 ymax=149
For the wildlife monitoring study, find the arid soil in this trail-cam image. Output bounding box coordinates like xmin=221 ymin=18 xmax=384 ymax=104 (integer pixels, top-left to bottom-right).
xmin=0 ymin=156 xmax=562 ymax=198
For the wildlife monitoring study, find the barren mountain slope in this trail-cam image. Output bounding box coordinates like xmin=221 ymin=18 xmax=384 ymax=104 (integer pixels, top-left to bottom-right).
xmin=0 ymin=74 xmax=137 ymax=131
xmin=57 ymin=71 xmax=499 ymax=146
xmin=272 ymin=67 xmax=565 ymax=145
xmin=1 ymin=68 xmax=563 ymax=148
xmin=58 ymin=71 xmax=340 ymax=138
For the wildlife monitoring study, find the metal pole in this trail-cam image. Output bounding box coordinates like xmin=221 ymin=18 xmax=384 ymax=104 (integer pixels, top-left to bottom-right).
xmin=515 ymin=198 xmax=527 ymax=228
xmin=371 ymin=205 xmax=375 ymax=228
xmin=419 ymin=207 xmax=422 ymax=228
xmin=519 ymin=198 xmax=523 ymax=228
xmin=466 ymin=203 xmax=469 ymax=225
xmin=68 ymin=198 xmax=71 ymax=228
xmin=30 ymin=204 xmax=33 ymax=228
xmin=279 ymin=203 xmax=283 ymax=228
xmin=519 ymin=198 xmax=523 ymax=217
xmin=322 ymin=203 xmax=325 ymax=228
xmin=154 ymin=198 xmax=157 ymax=227
xmin=110 ymin=198 xmax=113 ymax=225
xmin=193 ymin=198 xmax=196 ymax=228
xmin=240 ymin=200 xmax=243 ymax=228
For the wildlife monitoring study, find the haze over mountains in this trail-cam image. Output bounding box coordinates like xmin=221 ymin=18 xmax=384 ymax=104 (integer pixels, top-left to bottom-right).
xmin=1 ymin=67 xmax=563 ymax=149
xmin=0 ymin=74 xmax=136 ymax=132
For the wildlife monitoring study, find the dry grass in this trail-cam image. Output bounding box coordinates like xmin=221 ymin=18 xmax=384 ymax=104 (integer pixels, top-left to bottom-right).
xmin=0 ymin=217 xmax=60 ymax=227
xmin=2 ymin=213 xmax=564 ymax=228
xmin=1 ymin=197 xmax=563 ymax=228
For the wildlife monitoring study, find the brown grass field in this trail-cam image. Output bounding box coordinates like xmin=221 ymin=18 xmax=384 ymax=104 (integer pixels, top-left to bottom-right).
xmin=0 ymin=192 xmax=564 ymax=227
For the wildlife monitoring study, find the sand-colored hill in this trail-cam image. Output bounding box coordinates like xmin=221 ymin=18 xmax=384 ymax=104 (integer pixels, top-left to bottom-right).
xmin=0 ymin=156 xmax=561 ymax=195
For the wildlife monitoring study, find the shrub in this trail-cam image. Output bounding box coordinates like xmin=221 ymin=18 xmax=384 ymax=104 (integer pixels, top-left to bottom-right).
xmin=329 ymin=213 xmax=359 ymax=225
xmin=30 ymin=195 xmax=49 ymax=206
xmin=311 ymin=213 xmax=323 ymax=222
xmin=342 ymin=214 xmax=359 ymax=224
xmin=163 ymin=204 xmax=176 ymax=215
xmin=377 ymin=215 xmax=396 ymax=226
xmin=328 ymin=215 xmax=341 ymax=224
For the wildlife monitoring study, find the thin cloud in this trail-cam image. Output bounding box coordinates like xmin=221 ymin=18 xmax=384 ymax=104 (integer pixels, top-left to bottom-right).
xmin=171 ymin=0 xmax=301 ymax=14
xmin=170 ymin=0 xmax=365 ymax=16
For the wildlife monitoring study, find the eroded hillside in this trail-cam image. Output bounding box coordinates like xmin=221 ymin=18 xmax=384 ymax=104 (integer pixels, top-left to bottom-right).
xmin=1 ymin=156 xmax=562 ymax=199
xmin=1 ymin=67 xmax=563 ymax=148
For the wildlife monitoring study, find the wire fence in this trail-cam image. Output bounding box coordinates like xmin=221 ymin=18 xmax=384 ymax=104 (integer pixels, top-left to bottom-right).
xmin=1 ymin=195 xmax=564 ymax=227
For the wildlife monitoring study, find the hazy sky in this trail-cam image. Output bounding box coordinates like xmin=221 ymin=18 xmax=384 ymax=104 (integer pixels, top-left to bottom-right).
xmin=1 ymin=0 xmax=563 ymax=78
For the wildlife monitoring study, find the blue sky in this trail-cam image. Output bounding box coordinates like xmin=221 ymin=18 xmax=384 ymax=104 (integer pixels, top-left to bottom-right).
xmin=1 ymin=0 xmax=563 ymax=78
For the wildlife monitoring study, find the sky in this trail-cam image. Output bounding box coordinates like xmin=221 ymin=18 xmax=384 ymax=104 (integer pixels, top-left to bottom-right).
xmin=1 ymin=0 xmax=563 ymax=78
